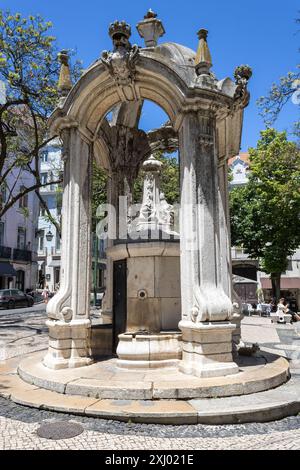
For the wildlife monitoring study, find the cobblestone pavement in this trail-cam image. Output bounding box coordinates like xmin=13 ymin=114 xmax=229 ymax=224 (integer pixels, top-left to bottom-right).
xmin=0 ymin=305 xmax=47 ymax=360
xmin=0 ymin=397 xmax=300 ymax=450
xmin=0 ymin=308 xmax=299 ymax=450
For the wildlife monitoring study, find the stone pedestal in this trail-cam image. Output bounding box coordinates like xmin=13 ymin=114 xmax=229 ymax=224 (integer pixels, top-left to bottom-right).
xmin=179 ymin=321 xmax=238 ymax=378
xmin=43 ymin=319 xmax=92 ymax=370
xmin=108 ymin=241 xmax=181 ymax=367
xmin=116 ymin=332 xmax=182 ymax=368
xmin=178 ymin=111 xmax=240 ymax=378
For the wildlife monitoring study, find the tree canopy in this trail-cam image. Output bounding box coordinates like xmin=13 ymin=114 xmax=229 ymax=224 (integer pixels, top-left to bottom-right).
xmin=257 ymin=16 xmax=300 ymax=138
xmin=230 ymin=128 xmax=300 ymax=298
xmin=0 ymin=10 xmax=80 ymax=229
xmin=91 ymin=152 xmax=180 ymax=230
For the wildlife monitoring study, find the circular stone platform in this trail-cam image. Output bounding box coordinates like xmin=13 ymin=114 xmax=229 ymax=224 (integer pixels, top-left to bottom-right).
xmin=0 ymin=350 xmax=299 ymax=424
xmin=18 ymin=350 xmax=289 ymax=400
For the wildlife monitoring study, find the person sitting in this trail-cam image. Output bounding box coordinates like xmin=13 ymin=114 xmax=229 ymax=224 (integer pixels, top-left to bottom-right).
xmin=286 ymin=301 xmax=300 ymax=322
xmin=274 ymin=298 xmax=288 ymax=323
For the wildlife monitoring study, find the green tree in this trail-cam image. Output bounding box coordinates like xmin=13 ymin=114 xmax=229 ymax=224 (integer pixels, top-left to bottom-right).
xmin=230 ymin=128 xmax=300 ymax=300
xmin=91 ymin=162 xmax=108 ymax=231
xmin=257 ymin=17 xmax=300 ymax=138
xmin=91 ymin=152 xmax=179 ymax=230
xmin=0 ymin=11 xmax=80 ymax=233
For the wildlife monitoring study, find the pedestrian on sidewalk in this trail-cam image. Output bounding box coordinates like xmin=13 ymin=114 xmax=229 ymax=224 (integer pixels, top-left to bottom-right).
xmin=42 ymin=286 xmax=50 ymax=304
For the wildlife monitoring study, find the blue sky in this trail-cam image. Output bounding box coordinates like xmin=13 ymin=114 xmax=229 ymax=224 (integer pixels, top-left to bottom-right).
xmin=2 ymin=0 xmax=299 ymax=150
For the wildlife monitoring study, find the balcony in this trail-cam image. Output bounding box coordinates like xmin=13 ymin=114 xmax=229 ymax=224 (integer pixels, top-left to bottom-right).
xmin=13 ymin=248 xmax=32 ymax=262
xmin=0 ymin=246 xmax=12 ymax=260
xmin=38 ymin=247 xmax=48 ymax=257
xmin=231 ymin=247 xmax=250 ymax=260
xmin=51 ymin=246 xmax=61 ymax=256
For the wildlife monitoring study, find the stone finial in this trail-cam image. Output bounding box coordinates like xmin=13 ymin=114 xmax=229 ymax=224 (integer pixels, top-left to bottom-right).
xmin=234 ymin=64 xmax=252 ymax=84
xmin=233 ymin=64 xmax=252 ymax=106
xmin=195 ymin=28 xmax=212 ymax=75
xmin=142 ymin=154 xmax=163 ymax=172
xmin=57 ymin=50 xmax=72 ymax=96
xmin=109 ymin=20 xmax=132 ymax=40
xmin=144 ymin=9 xmax=157 ymax=19
xmin=136 ymin=10 xmax=165 ymax=47
xmin=108 ymin=21 xmax=132 ymax=51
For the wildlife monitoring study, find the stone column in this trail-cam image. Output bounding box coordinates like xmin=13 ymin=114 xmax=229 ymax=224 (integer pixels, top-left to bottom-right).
xmin=178 ymin=111 xmax=238 ymax=378
xmin=44 ymin=127 xmax=93 ymax=369
xmin=218 ymin=157 xmax=243 ymax=354
xmin=101 ymin=176 xmax=114 ymax=317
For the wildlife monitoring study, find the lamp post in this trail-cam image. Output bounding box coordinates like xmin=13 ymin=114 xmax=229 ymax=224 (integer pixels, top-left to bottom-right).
xmin=46 ymin=228 xmax=54 ymax=242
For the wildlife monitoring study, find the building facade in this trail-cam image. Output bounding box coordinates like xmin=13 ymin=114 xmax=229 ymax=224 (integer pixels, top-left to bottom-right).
xmin=37 ymin=140 xmax=107 ymax=294
xmin=37 ymin=139 xmax=62 ymax=292
xmin=0 ymin=167 xmax=39 ymax=292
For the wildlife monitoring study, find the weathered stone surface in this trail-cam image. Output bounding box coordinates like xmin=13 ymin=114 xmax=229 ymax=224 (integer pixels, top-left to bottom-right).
xmin=66 ymin=378 xmax=153 ymax=399
xmin=154 ymin=257 xmax=180 ymax=298
xmin=17 ymin=350 xmax=290 ymax=399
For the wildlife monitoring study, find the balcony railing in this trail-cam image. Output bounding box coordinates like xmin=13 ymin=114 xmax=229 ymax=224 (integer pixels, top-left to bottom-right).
xmin=38 ymin=247 xmax=47 ymax=257
xmin=13 ymin=248 xmax=32 ymax=262
xmin=0 ymin=245 xmax=12 ymax=259
xmin=231 ymin=247 xmax=250 ymax=260
xmin=51 ymin=246 xmax=61 ymax=255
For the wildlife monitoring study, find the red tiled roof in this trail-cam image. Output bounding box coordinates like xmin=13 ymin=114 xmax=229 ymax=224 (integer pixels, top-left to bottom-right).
xmin=228 ymin=152 xmax=250 ymax=166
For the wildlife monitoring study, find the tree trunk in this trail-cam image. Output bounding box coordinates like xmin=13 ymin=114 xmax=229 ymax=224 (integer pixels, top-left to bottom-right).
xmin=271 ymin=273 xmax=281 ymax=301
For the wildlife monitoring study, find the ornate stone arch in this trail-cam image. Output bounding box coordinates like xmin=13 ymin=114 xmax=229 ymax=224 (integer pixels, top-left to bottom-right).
xmin=44 ymin=17 xmax=252 ymax=374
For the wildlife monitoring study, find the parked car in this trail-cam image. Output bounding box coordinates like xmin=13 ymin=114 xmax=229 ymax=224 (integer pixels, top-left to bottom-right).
xmin=0 ymin=289 xmax=34 ymax=309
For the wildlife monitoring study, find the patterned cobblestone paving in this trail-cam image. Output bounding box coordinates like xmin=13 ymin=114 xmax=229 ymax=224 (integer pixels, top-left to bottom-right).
xmin=0 ymin=308 xmax=299 ymax=450
xmin=0 ymin=396 xmax=300 ymax=449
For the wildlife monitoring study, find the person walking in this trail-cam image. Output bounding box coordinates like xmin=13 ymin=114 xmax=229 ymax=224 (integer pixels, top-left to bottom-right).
xmin=42 ymin=285 xmax=50 ymax=304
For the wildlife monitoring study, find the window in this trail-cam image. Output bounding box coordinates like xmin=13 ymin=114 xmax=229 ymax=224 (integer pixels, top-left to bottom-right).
xmin=40 ymin=205 xmax=46 ymax=217
xmin=54 ymin=267 xmax=60 ymax=286
xmin=19 ymin=186 xmax=28 ymax=208
xmin=15 ymin=271 xmax=25 ymax=291
xmin=38 ymin=230 xmax=45 ymax=251
xmin=41 ymin=173 xmax=48 ymax=185
xmin=55 ymin=230 xmax=61 ymax=251
xmin=17 ymin=227 xmax=26 ymax=250
xmin=0 ymin=184 xmax=6 ymax=207
xmin=0 ymin=222 xmax=4 ymax=246
xmin=40 ymin=151 xmax=48 ymax=163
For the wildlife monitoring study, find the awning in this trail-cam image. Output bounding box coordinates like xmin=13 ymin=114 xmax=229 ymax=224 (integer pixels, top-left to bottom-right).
xmin=260 ymin=277 xmax=300 ymax=290
xmin=233 ymin=274 xmax=257 ymax=284
xmin=0 ymin=262 xmax=17 ymax=276
xmin=48 ymin=260 xmax=61 ymax=268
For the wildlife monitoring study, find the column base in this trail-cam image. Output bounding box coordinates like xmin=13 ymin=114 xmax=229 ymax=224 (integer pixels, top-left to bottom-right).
xmin=179 ymin=321 xmax=239 ymax=378
xmin=43 ymin=319 xmax=93 ymax=370
xmin=231 ymin=312 xmax=244 ymax=359
xmin=43 ymin=354 xmax=93 ymax=370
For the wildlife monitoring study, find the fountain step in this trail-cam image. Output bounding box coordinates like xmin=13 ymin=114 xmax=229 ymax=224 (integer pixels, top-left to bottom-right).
xmin=0 ymin=355 xmax=299 ymax=424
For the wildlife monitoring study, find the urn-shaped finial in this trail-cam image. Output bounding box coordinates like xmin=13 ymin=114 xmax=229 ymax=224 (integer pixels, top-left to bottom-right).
xmin=136 ymin=10 xmax=165 ymax=47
